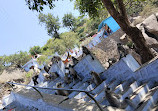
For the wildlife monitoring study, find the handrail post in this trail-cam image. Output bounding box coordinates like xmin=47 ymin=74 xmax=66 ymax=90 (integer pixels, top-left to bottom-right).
xmin=85 ymin=92 xmax=104 ymax=111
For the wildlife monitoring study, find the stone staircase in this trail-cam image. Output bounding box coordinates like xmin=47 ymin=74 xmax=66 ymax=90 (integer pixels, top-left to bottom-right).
xmin=3 ymin=72 xmax=158 ymax=111
xmin=2 ymin=55 xmax=158 ymax=111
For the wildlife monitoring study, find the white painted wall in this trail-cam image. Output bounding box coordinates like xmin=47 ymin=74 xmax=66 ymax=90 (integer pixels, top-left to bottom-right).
xmin=74 ymin=55 xmax=105 ymax=80
xmin=49 ymin=61 xmax=65 ymax=78
xmin=102 ymin=54 xmax=158 ymax=82
xmin=22 ymin=59 xmax=43 ymax=72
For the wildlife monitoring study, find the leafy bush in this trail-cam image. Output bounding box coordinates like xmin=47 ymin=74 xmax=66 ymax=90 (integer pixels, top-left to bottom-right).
xmin=26 ymin=71 xmax=33 ymax=78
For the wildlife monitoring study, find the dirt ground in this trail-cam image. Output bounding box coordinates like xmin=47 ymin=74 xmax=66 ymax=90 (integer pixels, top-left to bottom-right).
xmin=0 ymin=67 xmax=26 ymax=84
xmin=0 ymin=67 xmax=27 ymax=100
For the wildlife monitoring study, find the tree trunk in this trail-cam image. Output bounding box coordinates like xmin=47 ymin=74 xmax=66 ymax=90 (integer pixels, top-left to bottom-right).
xmin=102 ymin=0 xmax=154 ymax=63
xmin=123 ymin=26 xmax=154 ymax=63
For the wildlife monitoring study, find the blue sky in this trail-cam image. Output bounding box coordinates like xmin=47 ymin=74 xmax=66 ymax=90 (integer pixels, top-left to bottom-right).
xmin=0 ymin=0 xmax=80 ymax=56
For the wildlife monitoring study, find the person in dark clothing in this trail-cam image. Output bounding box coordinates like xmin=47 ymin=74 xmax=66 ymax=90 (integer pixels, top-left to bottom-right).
xmin=32 ymin=75 xmax=39 ymax=85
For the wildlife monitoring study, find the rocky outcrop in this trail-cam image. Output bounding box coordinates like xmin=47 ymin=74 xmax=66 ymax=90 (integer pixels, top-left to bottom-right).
xmin=134 ymin=14 xmax=158 ymax=55
xmin=136 ymin=23 xmax=158 ymax=52
xmin=142 ymin=14 xmax=158 ymax=40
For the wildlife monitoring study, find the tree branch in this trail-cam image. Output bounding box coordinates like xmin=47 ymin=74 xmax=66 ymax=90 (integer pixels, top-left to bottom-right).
xmin=101 ymin=0 xmax=120 ymax=19
xmin=116 ymin=0 xmax=126 ymax=16
xmin=116 ymin=0 xmax=130 ymax=25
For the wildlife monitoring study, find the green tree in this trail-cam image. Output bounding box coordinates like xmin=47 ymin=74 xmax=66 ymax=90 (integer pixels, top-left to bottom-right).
xmin=29 ymin=46 xmax=42 ymax=56
xmin=25 ymin=0 xmax=155 ymax=63
xmin=0 ymin=56 xmax=5 ymax=74
xmin=48 ymin=32 xmax=80 ymax=55
xmin=41 ymin=39 xmax=55 ymax=55
xmin=62 ymin=13 xmax=77 ymax=31
xmin=25 ymin=0 xmax=55 ymax=11
xmin=4 ymin=51 xmax=31 ymax=68
xmin=74 ymin=0 xmax=154 ymax=63
xmin=39 ymin=13 xmax=60 ymax=39
xmin=41 ymin=32 xmax=80 ymax=55
xmin=37 ymin=55 xmax=50 ymax=65
xmin=60 ymin=31 xmax=80 ymax=49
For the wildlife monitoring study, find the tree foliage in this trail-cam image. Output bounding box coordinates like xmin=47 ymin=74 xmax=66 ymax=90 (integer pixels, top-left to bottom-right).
xmin=60 ymin=31 xmax=80 ymax=49
xmin=74 ymin=0 xmax=104 ymax=18
xmin=3 ymin=51 xmax=31 ymax=68
xmin=37 ymin=55 xmax=50 ymax=65
xmin=25 ymin=0 xmax=55 ymax=11
xmin=29 ymin=46 xmax=42 ymax=56
xmin=41 ymin=32 xmax=80 ymax=55
xmin=39 ymin=13 xmax=60 ymax=39
xmin=62 ymin=13 xmax=76 ymax=31
xmin=25 ymin=0 xmax=156 ymax=63
xmin=0 ymin=56 xmax=5 ymax=74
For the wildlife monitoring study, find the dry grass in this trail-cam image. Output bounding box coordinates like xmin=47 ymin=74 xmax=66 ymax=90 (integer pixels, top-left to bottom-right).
xmin=0 ymin=67 xmax=33 ymax=100
xmin=0 ymin=67 xmax=26 ymax=84
xmin=140 ymin=4 xmax=158 ymax=18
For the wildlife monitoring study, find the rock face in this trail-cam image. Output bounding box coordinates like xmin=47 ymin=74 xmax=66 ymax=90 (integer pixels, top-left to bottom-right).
xmin=135 ymin=14 xmax=158 ymax=55
xmin=90 ymin=37 xmax=120 ymax=69
xmin=136 ymin=23 xmax=158 ymax=54
xmin=142 ymin=14 xmax=158 ymax=40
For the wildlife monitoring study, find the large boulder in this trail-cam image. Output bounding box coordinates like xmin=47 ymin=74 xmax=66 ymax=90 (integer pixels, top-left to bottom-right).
xmin=142 ymin=14 xmax=158 ymax=39
xmin=136 ymin=23 xmax=158 ymax=48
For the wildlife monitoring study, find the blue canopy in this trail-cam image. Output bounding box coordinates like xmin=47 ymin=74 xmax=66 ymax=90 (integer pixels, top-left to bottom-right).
xmin=98 ymin=16 xmax=120 ymax=32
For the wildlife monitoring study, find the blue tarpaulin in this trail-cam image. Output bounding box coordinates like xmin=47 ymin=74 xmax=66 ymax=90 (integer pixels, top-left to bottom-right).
xmin=98 ymin=16 xmax=120 ymax=32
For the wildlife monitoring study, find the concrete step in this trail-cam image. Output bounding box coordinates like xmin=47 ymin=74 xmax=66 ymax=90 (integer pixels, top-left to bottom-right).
xmin=91 ymin=91 xmax=105 ymax=104
xmin=68 ymin=82 xmax=89 ymax=99
xmin=135 ymin=90 xmax=156 ymax=111
xmin=74 ymin=83 xmax=96 ymax=99
xmin=90 ymin=79 xmax=129 ymax=106
xmin=48 ymin=78 xmax=63 ymax=88
xmin=96 ymin=79 xmax=122 ymax=104
xmin=35 ymin=77 xmax=65 ymax=95
xmin=126 ymin=81 xmax=157 ymax=111
xmin=125 ymin=83 xmax=149 ymax=111
xmin=151 ymin=102 xmax=158 ymax=111
xmin=45 ymin=79 xmax=81 ymax=95
xmin=66 ymin=79 xmax=80 ymax=88
xmin=48 ymin=79 xmax=78 ymax=95
xmin=121 ymin=81 xmax=141 ymax=100
xmin=114 ymin=77 xmax=135 ymax=94
xmin=38 ymin=77 xmax=60 ymax=87
xmin=142 ymin=89 xmax=158 ymax=111
xmin=39 ymin=79 xmax=64 ymax=94
xmin=100 ymin=72 xmax=107 ymax=80
xmin=108 ymin=79 xmax=121 ymax=91
xmin=71 ymin=78 xmax=86 ymax=89
xmin=82 ymin=78 xmax=115 ymax=102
